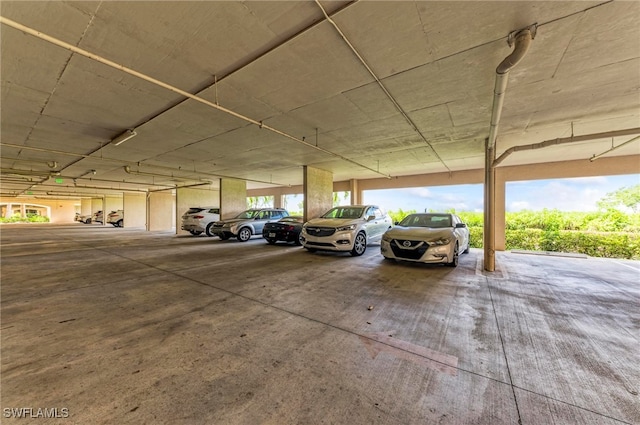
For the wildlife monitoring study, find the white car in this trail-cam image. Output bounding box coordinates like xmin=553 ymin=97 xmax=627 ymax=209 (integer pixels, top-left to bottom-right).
xmin=380 ymin=213 xmax=470 ymax=267
xmin=107 ymin=210 xmax=124 ymax=227
xmin=301 ymin=205 xmax=392 ymax=256
xmin=181 ymin=207 xmax=220 ymax=236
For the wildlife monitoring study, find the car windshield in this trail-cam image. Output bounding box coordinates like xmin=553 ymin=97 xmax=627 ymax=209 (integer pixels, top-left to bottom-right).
xmin=399 ymin=214 xmax=452 ymax=228
xmin=321 ymin=207 xmax=364 ymax=219
xmin=235 ymin=210 xmax=260 ymax=219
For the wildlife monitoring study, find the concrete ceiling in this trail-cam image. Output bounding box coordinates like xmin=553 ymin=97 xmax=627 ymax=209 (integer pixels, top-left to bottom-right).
xmin=1 ymin=1 xmax=639 ymax=198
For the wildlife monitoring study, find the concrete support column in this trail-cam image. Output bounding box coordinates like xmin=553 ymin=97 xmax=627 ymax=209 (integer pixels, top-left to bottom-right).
xmin=273 ymin=192 xmax=283 ymax=209
xmin=5 ymin=203 xmax=12 ymax=218
xmin=123 ymin=193 xmax=146 ymax=229
xmin=303 ymin=165 xmax=333 ymax=221
xmin=80 ymin=199 xmax=92 ymax=216
xmin=220 ymin=178 xmax=246 ymax=219
xmin=91 ymin=198 xmax=103 ymax=224
xmin=495 ymin=170 xmax=507 ymax=251
xmin=483 ymin=139 xmax=496 ymax=272
xmin=148 ymin=192 xmax=174 ymax=231
xmin=349 ymin=179 xmax=360 ymax=205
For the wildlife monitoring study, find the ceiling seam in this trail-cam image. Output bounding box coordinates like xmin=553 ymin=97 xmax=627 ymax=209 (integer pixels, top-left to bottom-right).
xmin=93 ymin=1 xmax=360 ymax=165
xmin=313 ymin=0 xmax=452 ymax=174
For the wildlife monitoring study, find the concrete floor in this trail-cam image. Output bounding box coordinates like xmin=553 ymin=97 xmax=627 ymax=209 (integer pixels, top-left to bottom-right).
xmin=1 ymin=223 xmax=638 ymax=425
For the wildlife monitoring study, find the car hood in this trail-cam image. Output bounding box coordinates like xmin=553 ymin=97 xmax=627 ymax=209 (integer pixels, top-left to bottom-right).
xmin=306 ymin=218 xmax=363 ymax=228
xmin=384 ymin=226 xmax=454 ymax=241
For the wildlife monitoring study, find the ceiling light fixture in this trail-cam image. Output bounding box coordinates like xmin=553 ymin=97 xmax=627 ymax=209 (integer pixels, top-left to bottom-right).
xmin=111 ymin=129 xmax=137 ymax=146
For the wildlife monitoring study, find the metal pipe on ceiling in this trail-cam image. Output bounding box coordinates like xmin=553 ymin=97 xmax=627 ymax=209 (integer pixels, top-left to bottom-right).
xmin=590 ymin=134 xmax=640 ymax=162
xmin=123 ymin=165 xmax=213 ymax=184
xmin=0 ymin=143 xmax=285 ymax=187
xmin=314 ymin=0 xmax=451 ymax=173
xmin=494 ymin=128 xmax=640 ymax=166
xmin=0 ymin=16 xmax=390 ymax=180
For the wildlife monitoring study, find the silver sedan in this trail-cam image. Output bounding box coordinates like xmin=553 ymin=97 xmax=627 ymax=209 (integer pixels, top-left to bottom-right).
xmin=380 ymin=213 xmax=470 ymax=267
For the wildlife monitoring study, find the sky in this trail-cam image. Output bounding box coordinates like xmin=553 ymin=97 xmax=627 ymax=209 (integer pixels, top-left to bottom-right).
xmin=361 ymin=174 xmax=640 ymax=213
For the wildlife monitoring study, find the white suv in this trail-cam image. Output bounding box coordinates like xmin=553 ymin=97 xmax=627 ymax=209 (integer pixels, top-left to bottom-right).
xmin=181 ymin=207 xmax=220 ymax=236
xmin=301 ymin=205 xmax=393 ymax=256
xmin=107 ymin=210 xmax=124 ymax=227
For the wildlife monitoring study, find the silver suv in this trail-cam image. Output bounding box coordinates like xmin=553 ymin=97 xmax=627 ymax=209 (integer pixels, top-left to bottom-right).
xmin=301 ymin=205 xmax=393 ymax=256
xmin=181 ymin=207 xmax=220 ymax=236
xmin=211 ymin=208 xmax=289 ymax=242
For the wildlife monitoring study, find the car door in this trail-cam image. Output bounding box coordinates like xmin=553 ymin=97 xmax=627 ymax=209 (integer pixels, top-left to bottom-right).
xmin=366 ymin=207 xmax=386 ymax=239
xmin=453 ymin=215 xmax=469 ymax=249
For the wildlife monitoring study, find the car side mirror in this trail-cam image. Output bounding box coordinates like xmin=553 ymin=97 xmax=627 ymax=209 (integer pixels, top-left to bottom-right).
xmin=367 ymin=215 xmax=375 ymax=221
xmin=455 ymin=223 xmax=467 ymax=228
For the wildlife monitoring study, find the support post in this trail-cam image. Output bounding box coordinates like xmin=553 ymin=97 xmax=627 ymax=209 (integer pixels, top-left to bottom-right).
xmin=484 ymin=138 xmax=496 ymax=272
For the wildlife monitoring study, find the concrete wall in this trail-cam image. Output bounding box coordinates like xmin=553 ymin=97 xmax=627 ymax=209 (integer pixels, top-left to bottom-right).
xmin=303 ymin=166 xmax=333 ymax=221
xmin=105 ymin=196 xmax=123 ymax=216
xmin=81 ymin=199 xmax=92 ymax=216
xmin=124 ymin=193 xmax=146 ymax=229
xmin=148 ymin=192 xmax=174 ymax=231
xmin=220 ymin=178 xmax=246 ymax=219
xmin=90 ymin=198 xmax=104 ymax=225
xmin=176 ymin=187 xmax=220 ymax=235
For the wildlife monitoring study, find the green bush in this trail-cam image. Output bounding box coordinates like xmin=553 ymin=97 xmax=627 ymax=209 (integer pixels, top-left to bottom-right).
xmin=0 ymin=214 xmax=49 ymax=223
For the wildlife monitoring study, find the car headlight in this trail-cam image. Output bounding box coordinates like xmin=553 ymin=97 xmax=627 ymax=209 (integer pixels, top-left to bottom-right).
xmin=336 ymin=224 xmax=356 ymax=232
xmin=432 ymin=238 xmax=451 ymax=246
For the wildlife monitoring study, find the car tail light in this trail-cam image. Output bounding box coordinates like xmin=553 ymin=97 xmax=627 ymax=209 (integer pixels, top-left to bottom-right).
xmin=193 ymin=215 xmax=204 ymax=219
xmin=285 ymin=225 xmax=295 ymax=231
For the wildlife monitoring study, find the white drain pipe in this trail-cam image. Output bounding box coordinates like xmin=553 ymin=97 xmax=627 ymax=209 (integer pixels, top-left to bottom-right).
xmin=485 ymin=26 xmax=536 ymax=272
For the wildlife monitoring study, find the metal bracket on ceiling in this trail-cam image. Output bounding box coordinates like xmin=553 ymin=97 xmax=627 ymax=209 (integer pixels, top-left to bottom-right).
xmin=507 ymin=23 xmax=538 ymax=47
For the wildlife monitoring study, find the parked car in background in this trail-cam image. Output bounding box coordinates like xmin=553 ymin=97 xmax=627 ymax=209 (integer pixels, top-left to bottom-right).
xmin=91 ymin=210 xmax=103 ymax=224
xmin=181 ymin=207 xmax=220 ymax=236
xmin=262 ymin=216 xmax=304 ymax=245
xmin=301 ymin=205 xmax=392 ymax=256
xmin=107 ymin=210 xmax=124 ymax=227
xmin=211 ymin=208 xmax=289 ymax=242
xmin=77 ymin=214 xmax=91 ymax=224
xmin=380 ymin=213 xmax=470 ymax=267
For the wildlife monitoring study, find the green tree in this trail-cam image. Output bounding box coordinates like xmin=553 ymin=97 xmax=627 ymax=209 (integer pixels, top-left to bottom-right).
xmin=597 ymin=184 xmax=640 ymax=213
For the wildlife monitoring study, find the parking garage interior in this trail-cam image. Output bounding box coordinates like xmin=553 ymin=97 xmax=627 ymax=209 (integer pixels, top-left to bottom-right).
xmin=1 ymin=1 xmax=639 ymax=424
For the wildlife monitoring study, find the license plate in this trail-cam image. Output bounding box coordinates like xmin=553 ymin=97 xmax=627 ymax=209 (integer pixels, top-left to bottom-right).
xmin=269 ymin=233 xmax=276 ymax=237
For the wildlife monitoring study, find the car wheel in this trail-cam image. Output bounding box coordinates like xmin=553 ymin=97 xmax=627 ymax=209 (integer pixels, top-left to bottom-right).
xmin=237 ymin=227 xmax=252 ymax=242
xmin=219 ymin=233 xmax=230 ymax=240
xmin=350 ymin=232 xmax=367 ymax=257
xmin=86 ymin=218 xmax=91 ymax=224
xmin=295 ymin=232 xmax=303 ymax=246
xmin=205 ymin=223 xmax=215 ymax=237
xmin=447 ymin=243 xmax=459 ymax=267
xmin=266 ymin=238 xmax=276 ymax=245
xmin=117 ymin=220 xmax=123 ymax=227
